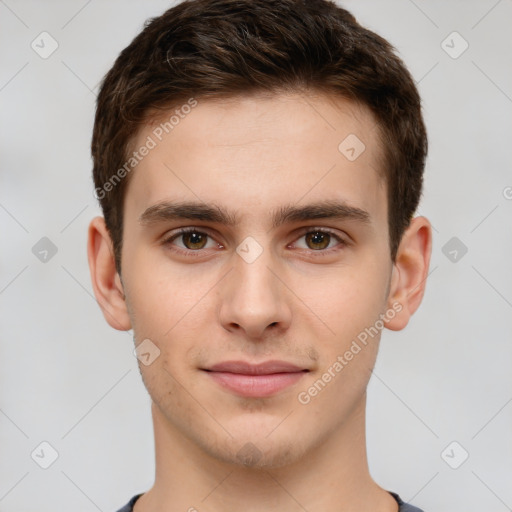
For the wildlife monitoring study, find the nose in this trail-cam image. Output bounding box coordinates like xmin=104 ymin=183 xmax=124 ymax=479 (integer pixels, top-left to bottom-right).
xmin=218 ymin=244 xmax=292 ymax=340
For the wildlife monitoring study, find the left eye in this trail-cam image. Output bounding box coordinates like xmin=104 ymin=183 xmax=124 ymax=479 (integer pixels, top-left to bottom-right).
xmin=293 ymin=230 xmax=343 ymax=251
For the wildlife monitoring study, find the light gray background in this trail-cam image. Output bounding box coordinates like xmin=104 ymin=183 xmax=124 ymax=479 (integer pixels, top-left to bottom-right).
xmin=1 ymin=1 xmax=511 ymax=510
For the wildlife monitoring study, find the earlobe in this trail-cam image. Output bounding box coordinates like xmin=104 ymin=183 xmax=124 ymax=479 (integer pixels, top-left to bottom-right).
xmin=384 ymin=216 xmax=432 ymax=331
xmin=87 ymin=216 xmax=132 ymax=331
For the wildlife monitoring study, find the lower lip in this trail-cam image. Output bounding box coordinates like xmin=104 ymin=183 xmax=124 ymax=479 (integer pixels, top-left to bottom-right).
xmin=205 ymin=371 xmax=306 ymax=398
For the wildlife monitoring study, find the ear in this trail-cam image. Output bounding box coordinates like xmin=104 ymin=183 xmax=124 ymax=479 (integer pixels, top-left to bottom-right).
xmin=87 ymin=216 xmax=131 ymax=331
xmin=384 ymin=216 xmax=432 ymax=331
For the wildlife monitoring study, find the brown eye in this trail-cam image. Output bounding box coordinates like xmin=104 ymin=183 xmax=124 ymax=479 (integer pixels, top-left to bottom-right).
xmin=163 ymin=228 xmax=220 ymax=256
xmin=181 ymin=231 xmax=208 ymax=250
xmin=305 ymin=231 xmax=331 ymax=250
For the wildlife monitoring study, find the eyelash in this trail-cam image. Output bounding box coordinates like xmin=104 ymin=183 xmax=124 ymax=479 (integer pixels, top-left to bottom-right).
xmin=161 ymin=226 xmax=348 ymax=257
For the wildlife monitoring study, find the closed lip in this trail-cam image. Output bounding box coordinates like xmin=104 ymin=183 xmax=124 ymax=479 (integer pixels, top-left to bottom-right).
xmin=202 ymin=360 xmax=309 ymax=398
xmin=204 ymin=360 xmax=309 ymax=375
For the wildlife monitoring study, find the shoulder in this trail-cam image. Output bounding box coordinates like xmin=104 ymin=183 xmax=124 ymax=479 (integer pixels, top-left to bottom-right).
xmin=390 ymin=491 xmax=425 ymax=512
xmin=114 ymin=493 xmax=144 ymax=512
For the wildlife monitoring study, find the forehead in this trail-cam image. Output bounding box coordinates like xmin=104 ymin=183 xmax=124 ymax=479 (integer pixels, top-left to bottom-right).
xmin=124 ymin=91 xmax=386 ymax=228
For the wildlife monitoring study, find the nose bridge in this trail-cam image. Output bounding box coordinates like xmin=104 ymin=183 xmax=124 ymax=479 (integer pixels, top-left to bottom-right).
xmin=237 ymin=251 xmax=276 ymax=302
xmin=233 ymin=240 xmax=281 ymax=310
xmin=219 ymin=236 xmax=291 ymax=337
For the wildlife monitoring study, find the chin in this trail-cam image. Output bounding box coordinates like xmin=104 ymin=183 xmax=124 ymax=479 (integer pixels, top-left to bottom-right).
xmin=208 ymin=436 xmax=304 ymax=470
xmin=196 ymin=417 xmax=310 ymax=470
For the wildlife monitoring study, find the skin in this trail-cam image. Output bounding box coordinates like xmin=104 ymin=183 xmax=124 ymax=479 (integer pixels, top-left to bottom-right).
xmin=88 ymin=91 xmax=431 ymax=512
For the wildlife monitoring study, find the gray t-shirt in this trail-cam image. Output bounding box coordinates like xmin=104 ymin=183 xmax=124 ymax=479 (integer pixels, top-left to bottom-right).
xmin=116 ymin=491 xmax=424 ymax=511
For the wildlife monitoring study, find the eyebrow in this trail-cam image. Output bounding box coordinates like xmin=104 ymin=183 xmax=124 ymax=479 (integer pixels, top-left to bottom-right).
xmin=138 ymin=199 xmax=371 ymax=229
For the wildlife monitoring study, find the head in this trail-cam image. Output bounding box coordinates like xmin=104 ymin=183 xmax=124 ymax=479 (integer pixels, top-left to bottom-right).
xmin=88 ymin=0 xmax=431 ymax=470
xmin=92 ymin=0 xmax=427 ymax=273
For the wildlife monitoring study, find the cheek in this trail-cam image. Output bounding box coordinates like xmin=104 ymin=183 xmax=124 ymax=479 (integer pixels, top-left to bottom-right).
xmin=123 ymin=250 xmax=208 ymax=337
xmin=124 ymin=260 xmax=212 ymax=374
xmin=292 ymin=267 xmax=387 ymax=417
xmin=292 ymin=259 xmax=390 ymax=344
xmin=138 ymin=357 xmax=198 ymax=431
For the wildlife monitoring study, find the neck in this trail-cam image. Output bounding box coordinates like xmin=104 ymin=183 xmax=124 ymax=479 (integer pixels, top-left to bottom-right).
xmin=135 ymin=395 xmax=398 ymax=512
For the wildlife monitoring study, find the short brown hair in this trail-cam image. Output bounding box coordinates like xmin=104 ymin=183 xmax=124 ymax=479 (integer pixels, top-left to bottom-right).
xmin=92 ymin=0 xmax=427 ymax=272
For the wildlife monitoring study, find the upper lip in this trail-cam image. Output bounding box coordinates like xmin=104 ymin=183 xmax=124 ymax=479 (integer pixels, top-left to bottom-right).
xmin=205 ymin=360 xmax=308 ymax=375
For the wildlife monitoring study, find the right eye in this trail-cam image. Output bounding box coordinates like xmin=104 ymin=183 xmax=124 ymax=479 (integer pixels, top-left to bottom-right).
xmin=162 ymin=227 xmax=223 ymax=255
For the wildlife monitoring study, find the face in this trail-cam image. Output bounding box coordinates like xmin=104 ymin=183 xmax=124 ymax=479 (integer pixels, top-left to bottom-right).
xmin=118 ymin=92 xmax=396 ymax=468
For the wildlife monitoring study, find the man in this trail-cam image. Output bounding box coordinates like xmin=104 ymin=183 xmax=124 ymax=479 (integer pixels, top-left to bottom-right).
xmin=87 ymin=0 xmax=432 ymax=510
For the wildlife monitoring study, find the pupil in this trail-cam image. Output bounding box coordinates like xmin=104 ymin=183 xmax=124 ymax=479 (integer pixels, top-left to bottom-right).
xmin=307 ymin=231 xmax=329 ymax=250
xmin=186 ymin=232 xmax=205 ymax=249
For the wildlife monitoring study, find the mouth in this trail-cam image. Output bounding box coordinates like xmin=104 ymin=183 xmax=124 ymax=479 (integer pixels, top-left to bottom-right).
xmin=201 ymin=360 xmax=309 ymax=398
